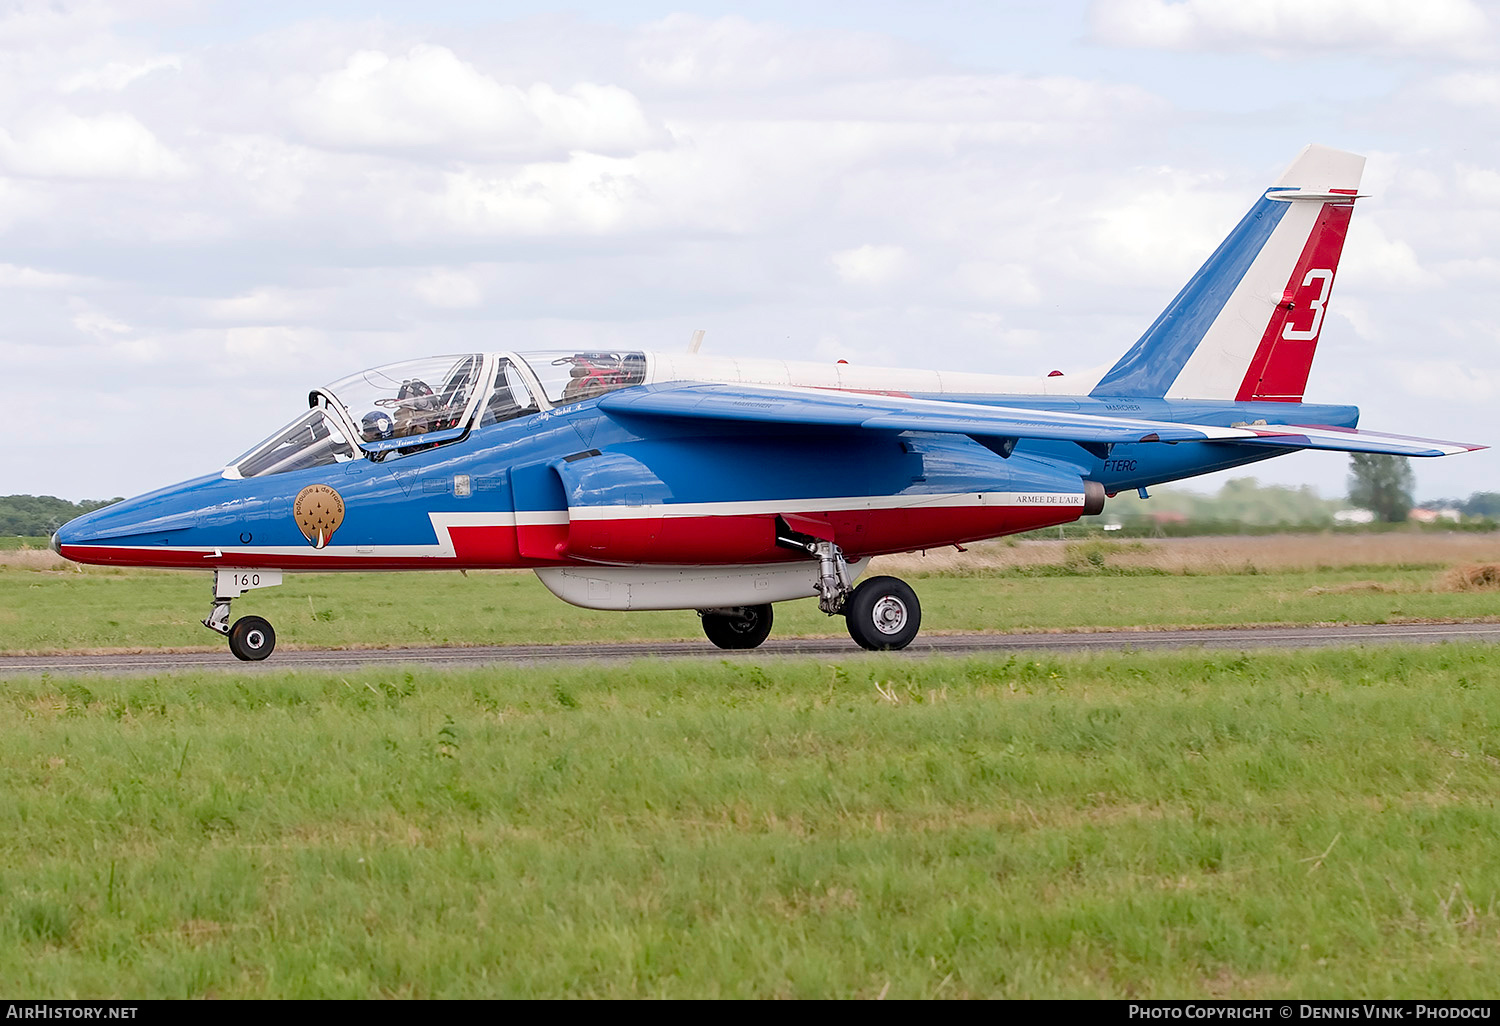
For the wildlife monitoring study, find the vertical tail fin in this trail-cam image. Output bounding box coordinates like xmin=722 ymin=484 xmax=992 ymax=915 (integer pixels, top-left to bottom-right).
xmin=1091 ymin=144 xmax=1364 ymax=401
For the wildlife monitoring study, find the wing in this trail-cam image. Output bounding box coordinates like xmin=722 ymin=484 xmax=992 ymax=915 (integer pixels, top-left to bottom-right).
xmin=598 ymin=382 xmax=1258 ymax=445
xmin=598 ymin=382 xmax=1483 ymax=457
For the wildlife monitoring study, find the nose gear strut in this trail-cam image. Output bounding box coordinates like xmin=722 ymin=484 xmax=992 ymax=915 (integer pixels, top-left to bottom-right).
xmin=203 ymin=599 xmax=232 ymax=636
xmin=202 ymin=570 xmax=284 ymax=660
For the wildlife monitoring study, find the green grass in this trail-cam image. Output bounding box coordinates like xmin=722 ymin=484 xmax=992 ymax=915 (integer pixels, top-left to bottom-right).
xmin=2 ymin=647 xmax=1498 ymax=997
xmin=2 ymin=564 xmax=1496 ymax=653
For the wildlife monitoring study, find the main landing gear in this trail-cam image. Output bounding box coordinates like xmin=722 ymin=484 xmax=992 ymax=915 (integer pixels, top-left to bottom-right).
xmin=203 ymin=570 xmax=284 ymax=661
xmin=695 ymin=529 xmax=924 ymax=652
xmin=699 ymin=604 xmax=774 ymax=649
xmin=796 ymin=534 xmax=921 ymax=650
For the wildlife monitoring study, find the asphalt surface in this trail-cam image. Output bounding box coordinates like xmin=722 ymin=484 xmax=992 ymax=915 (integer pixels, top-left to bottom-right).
xmin=4 ymin=621 xmax=1500 ymax=676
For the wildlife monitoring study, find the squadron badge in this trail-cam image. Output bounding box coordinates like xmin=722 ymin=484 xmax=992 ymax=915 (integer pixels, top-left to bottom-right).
xmin=293 ymin=484 xmax=345 ymax=549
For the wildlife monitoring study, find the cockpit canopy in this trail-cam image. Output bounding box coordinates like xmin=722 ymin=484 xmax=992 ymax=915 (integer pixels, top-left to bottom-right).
xmin=516 ymin=350 xmax=646 ymax=406
xmin=231 ymin=408 xmax=357 ymax=479
xmin=320 ymin=354 xmax=485 ymax=451
xmin=226 ymin=350 xmax=649 ymax=478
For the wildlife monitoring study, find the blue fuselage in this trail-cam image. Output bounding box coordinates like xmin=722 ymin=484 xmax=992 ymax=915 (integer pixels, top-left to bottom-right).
xmin=55 ymin=392 xmax=1358 ymax=570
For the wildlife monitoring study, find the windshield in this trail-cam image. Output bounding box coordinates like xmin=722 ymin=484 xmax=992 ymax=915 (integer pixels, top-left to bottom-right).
xmin=231 ymin=409 xmax=356 ymax=478
xmin=322 ymin=354 xmax=484 ymax=447
xmin=517 ymin=350 xmax=646 ymax=406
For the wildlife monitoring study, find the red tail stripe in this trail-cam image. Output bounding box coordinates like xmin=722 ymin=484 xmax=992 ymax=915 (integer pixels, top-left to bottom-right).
xmin=1235 ymin=202 xmax=1353 ymax=403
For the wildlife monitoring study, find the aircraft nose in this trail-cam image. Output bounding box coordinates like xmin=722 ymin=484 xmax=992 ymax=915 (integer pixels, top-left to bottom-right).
xmin=49 ymin=531 xmax=60 ymax=555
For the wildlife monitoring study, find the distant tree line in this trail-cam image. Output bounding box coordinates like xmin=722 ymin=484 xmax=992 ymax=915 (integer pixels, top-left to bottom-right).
xmin=1104 ymin=458 xmax=1498 ymax=530
xmin=0 ymin=495 xmax=120 ymax=537
xmin=1420 ymin=492 xmax=1500 ymax=519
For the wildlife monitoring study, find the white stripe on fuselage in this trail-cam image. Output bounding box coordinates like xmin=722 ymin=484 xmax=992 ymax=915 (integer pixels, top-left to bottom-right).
xmin=63 ymin=491 xmax=1083 ymax=562
xmin=566 ymin=491 xmax=1084 ymax=520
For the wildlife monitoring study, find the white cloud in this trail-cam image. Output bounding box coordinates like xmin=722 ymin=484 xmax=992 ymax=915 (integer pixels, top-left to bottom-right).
xmin=60 ymin=55 xmax=180 ymax=93
xmin=1455 ymin=164 xmax=1500 ymax=205
xmin=0 ymin=0 xmax=189 ymax=46
xmin=293 ymin=45 xmax=657 ymax=159
xmin=72 ymin=310 xmax=131 ymax=338
xmin=831 ymin=244 xmax=909 ymax=286
xmin=1386 ymin=358 xmax=1498 ymax=404
xmin=810 ymin=74 xmax=1165 ymax=129
xmin=1437 ymin=256 xmax=1500 ymax=280
xmin=1089 ymin=0 xmax=1493 ymax=57
xmin=0 ymin=109 xmax=188 ymax=180
xmin=0 ymin=263 xmax=89 ymax=290
xmin=1338 ymin=217 xmax=1441 ymax=291
xmin=413 ymin=269 xmax=484 ymax=310
xmin=200 ymin=287 xmax=328 ymax=324
xmin=1328 ymin=297 xmax=1382 ymax=343
xmin=1082 ymin=175 xmax=1245 ymax=284
xmin=630 ymin=13 xmax=912 ymax=91
xmin=222 ymin=325 xmax=327 ymax=363
xmin=953 ymin=262 xmax=1042 ymax=306
xmin=433 ymin=154 xmax=651 ymax=236
xmin=1427 ymin=71 xmax=1500 ymax=108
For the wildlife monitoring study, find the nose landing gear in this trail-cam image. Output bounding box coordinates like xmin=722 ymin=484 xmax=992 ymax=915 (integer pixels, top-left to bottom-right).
xmin=203 ymin=570 xmax=284 ymax=661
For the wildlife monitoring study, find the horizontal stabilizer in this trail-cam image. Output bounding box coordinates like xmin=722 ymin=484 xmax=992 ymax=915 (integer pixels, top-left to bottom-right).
xmin=1238 ymin=424 xmax=1484 ymax=458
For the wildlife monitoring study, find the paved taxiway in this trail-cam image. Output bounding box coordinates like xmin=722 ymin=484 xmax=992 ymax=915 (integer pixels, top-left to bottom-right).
xmin=3 ymin=621 xmax=1500 ymax=676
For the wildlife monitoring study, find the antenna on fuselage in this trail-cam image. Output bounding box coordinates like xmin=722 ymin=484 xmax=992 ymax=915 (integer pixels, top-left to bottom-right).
xmin=688 ymin=329 xmax=705 ymax=354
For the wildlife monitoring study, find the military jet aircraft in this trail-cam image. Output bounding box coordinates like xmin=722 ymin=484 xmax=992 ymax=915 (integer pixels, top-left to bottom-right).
xmin=53 ymin=145 xmax=1482 ymax=659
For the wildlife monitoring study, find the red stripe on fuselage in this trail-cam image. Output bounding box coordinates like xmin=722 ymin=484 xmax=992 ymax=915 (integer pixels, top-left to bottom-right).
xmin=1236 ymin=202 xmax=1353 ymax=403
xmin=59 ymin=502 xmax=1084 ymax=571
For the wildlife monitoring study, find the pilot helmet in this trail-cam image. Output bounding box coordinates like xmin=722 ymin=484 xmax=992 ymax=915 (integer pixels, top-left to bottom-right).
xmin=397 ymin=379 xmax=435 ymax=407
xmin=361 ymin=410 xmax=394 ymax=441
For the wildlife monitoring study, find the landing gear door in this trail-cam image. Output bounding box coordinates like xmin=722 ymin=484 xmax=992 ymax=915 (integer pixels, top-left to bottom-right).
xmin=510 ymin=461 xmax=569 ymax=561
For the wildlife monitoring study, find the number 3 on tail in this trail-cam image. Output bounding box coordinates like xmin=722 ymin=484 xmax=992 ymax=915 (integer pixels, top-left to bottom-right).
xmin=1282 ymin=268 xmax=1334 ymax=341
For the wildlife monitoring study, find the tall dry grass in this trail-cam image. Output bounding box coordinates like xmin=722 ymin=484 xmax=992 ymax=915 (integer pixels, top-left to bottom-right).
xmin=1442 ymin=564 xmax=1500 ymax=591
xmin=1 ymin=548 xmax=73 ymax=571
xmin=874 ymin=532 xmax=1500 ymax=575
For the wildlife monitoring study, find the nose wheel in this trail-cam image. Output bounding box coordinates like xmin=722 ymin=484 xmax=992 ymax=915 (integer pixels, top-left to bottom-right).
xmin=203 ymin=570 xmax=284 ymax=661
xmin=227 ymin=615 xmax=276 ymax=661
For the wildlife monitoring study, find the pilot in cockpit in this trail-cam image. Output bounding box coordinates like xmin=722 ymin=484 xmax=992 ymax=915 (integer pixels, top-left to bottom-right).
xmin=396 ymin=379 xmax=439 ymax=436
xmin=361 ymin=411 xmax=394 ymax=442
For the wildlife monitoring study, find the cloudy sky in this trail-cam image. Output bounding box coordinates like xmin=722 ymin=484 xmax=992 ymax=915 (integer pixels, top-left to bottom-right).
xmin=5 ymin=0 xmax=1499 ymax=502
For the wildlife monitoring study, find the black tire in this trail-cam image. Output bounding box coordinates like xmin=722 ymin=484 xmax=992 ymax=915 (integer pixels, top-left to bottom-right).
xmin=844 ymin=576 xmax=921 ymax=651
xmin=701 ymin=604 xmax=774 ymax=650
xmin=228 ymin=615 xmax=276 ymax=661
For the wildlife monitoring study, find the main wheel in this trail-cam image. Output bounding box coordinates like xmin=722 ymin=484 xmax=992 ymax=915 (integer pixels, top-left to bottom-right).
xmin=844 ymin=576 xmax=921 ymax=651
xmin=701 ymin=604 xmax=774 ymax=650
xmin=228 ymin=615 xmax=276 ymax=661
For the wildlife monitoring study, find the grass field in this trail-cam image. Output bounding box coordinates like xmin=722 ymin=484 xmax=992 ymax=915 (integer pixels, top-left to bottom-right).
xmin=2 ymin=647 xmax=1498 ymax=998
xmin=5 ymin=532 xmax=1500 ymax=653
